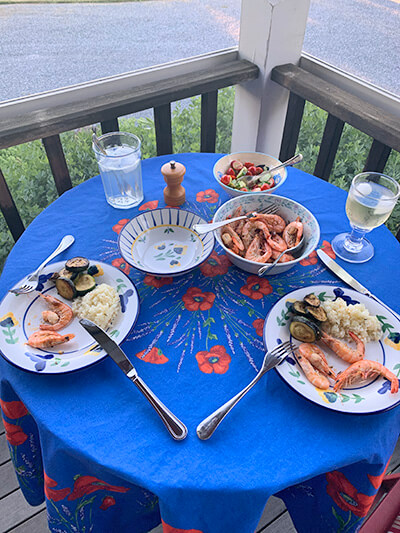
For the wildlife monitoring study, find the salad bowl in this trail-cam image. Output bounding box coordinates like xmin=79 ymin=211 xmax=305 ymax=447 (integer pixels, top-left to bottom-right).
xmin=118 ymin=208 xmax=215 ymax=277
xmin=213 ymin=194 xmax=320 ymax=275
xmin=213 ymin=151 xmax=287 ymax=197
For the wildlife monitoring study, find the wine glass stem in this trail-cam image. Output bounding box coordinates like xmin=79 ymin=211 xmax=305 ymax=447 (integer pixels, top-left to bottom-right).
xmin=344 ymin=226 xmax=369 ymax=253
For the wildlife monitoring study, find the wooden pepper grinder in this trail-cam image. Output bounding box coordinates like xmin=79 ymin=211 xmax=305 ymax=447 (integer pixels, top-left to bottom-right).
xmin=161 ymin=160 xmax=186 ymax=206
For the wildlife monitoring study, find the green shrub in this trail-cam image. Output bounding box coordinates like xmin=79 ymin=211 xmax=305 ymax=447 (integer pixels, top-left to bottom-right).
xmin=0 ymin=88 xmax=398 ymax=272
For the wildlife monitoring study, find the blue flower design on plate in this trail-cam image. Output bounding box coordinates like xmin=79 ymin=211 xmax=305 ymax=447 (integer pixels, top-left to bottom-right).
xmin=119 ymin=289 xmax=134 ymax=313
xmin=0 ymin=316 xmax=15 ymax=327
xmin=333 ymin=288 xmax=360 ymax=306
xmin=173 ymin=247 xmax=183 ymax=254
xmin=377 ymin=379 xmax=400 ymax=395
xmin=37 ymin=273 xmax=54 ymax=292
xmin=156 ymin=244 xmax=166 ymax=250
xmin=24 ymin=351 xmax=54 ymax=372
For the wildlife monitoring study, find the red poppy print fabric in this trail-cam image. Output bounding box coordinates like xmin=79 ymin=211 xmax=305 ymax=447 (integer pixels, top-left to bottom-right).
xmin=182 ymin=287 xmax=215 ymax=311
xmin=196 ymin=189 xmax=219 ymax=203
xmin=139 ymin=200 xmax=159 ymax=211
xmin=144 ymin=274 xmax=173 ymax=288
xmin=136 ymin=347 xmax=169 ymax=364
xmin=195 ymin=345 xmax=231 ymax=374
xmin=161 ymin=520 xmax=204 ymax=533
xmin=111 ymin=257 xmax=131 ymax=275
xmin=240 ymin=276 xmax=272 ymax=300
xmin=326 ymin=471 xmax=375 ymax=517
xmin=0 ymin=399 xmax=28 ymax=419
xmin=200 ymin=251 xmax=231 ymax=277
xmin=112 ymin=219 xmax=130 ymax=235
xmin=3 ymin=419 xmax=28 ymax=446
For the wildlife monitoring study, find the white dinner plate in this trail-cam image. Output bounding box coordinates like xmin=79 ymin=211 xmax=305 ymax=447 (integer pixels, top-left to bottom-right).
xmin=0 ymin=260 xmax=139 ymax=374
xmin=263 ymin=284 xmax=400 ymax=414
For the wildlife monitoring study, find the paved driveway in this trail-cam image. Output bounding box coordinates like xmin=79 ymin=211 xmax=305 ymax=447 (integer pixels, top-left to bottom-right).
xmin=0 ymin=0 xmax=398 ymax=101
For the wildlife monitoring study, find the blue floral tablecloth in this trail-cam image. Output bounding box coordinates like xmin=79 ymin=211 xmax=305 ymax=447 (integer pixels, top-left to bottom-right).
xmin=1 ymin=153 xmax=400 ymax=533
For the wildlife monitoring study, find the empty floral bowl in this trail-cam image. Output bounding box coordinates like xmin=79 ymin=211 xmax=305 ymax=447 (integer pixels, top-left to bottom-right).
xmin=118 ymin=208 xmax=215 ymax=277
xmin=213 ymin=194 xmax=320 ymax=275
xmin=213 ymin=151 xmax=287 ymax=197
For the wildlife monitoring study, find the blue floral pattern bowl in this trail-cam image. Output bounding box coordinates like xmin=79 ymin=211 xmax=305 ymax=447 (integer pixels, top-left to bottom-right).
xmin=118 ymin=208 xmax=215 ymax=277
xmin=213 ymin=193 xmax=320 ymax=275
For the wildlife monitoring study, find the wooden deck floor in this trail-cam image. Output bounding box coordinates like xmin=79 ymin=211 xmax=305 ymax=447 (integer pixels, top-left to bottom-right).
xmin=1 ymin=413 xmax=399 ymax=533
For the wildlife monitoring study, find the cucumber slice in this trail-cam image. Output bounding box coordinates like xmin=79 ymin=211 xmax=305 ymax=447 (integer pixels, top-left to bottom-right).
xmin=74 ymin=273 xmax=96 ymax=296
xmin=55 ymin=277 xmax=77 ymax=300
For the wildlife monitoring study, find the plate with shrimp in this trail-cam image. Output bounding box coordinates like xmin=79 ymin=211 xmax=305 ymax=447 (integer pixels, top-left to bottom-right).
xmin=0 ymin=260 xmax=139 ymax=374
xmin=263 ymin=284 xmax=400 ymax=414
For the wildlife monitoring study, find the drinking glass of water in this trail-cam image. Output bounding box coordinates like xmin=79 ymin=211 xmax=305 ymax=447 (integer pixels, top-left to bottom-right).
xmin=93 ymin=132 xmax=144 ymax=209
xmin=332 ymin=172 xmax=400 ymax=263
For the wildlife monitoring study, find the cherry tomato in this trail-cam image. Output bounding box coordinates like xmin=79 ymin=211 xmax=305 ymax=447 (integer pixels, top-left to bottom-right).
xmin=252 ymin=187 xmax=262 ymax=192
xmin=221 ymin=174 xmax=231 ymax=185
xmin=227 ymin=168 xmax=236 ymax=177
xmin=240 ymin=187 xmax=248 ymax=191
xmin=248 ymin=166 xmax=258 ymax=175
xmin=261 ymin=183 xmax=271 ymax=191
xmin=244 ymin=162 xmax=254 ymax=168
xmin=255 ymin=167 xmax=263 ymax=174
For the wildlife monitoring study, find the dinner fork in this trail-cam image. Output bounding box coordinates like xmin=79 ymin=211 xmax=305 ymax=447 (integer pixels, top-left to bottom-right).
xmin=9 ymin=235 xmax=75 ymax=295
xmin=193 ymin=204 xmax=280 ymax=235
xmin=196 ymin=340 xmax=293 ymax=440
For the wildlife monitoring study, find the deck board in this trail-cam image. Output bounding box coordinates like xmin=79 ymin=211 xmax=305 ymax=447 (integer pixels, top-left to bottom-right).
xmin=0 ymin=433 xmax=10 ymax=465
xmin=0 ymin=490 xmax=45 ymax=532
xmin=8 ymin=509 xmax=49 ymax=533
xmin=0 ymin=460 xmax=19 ymax=499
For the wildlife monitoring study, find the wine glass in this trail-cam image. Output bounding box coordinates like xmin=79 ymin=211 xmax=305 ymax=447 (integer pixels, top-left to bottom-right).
xmin=331 ymin=172 xmax=400 ymax=263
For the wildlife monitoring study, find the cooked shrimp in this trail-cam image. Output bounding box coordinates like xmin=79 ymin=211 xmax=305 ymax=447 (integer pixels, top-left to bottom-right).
xmin=27 ymin=330 xmax=75 ymax=349
xmin=228 ymin=207 xmax=243 ymax=231
xmin=334 ymin=360 xmax=399 ymax=394
xmin=296 ymin=351 xmax=330 ymax=390
xmin=252 ymin=220 xmax=271 ymax=241
xmin=241 ymin=221 xmax=257 ymax=249
xmin=283 ymin=217 xmax=303 ymax=247
xmin=320 ymin=331 xmax=365 ymax=364
xmin=42 ymin=310 xmax=59 ymax=325
xmin=39 ymin=294 xmax=73 ymax=331
xmin=245 ymin=234 xmax=272 ymax=262
xmin=298 ymin=343 xmax=336 ymax=380
xmin=271 ymin=250 xmax=295 ymax=263
xmin=221 ymin=226 xmax=244 ymax=251
xmin=267 ymin=233 xmax=287 ymax=252
xmin=252 ymin=213 xmax=286 ymax=234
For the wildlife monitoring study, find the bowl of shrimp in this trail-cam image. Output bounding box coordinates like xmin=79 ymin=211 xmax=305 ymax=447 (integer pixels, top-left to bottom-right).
xmin=213 ymin=193 xmax=320 ymax=275
xmin=213 ymin=152 xmax=287 ymax=197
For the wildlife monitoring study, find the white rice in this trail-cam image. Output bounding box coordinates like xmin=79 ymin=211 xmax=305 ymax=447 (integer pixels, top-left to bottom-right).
xmin=321 ymin=298 xmax=382 ymax=344
xmin=72 ymin=283 xmax=120 ymax=330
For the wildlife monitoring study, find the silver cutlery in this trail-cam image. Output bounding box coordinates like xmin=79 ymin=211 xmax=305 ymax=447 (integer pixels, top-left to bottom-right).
xmin=80 ymin=319 xmax=188 ymax=441
xmin=258 ymin=235 xmax=305 ymax=276
xmin=9 ymin=235 xmax=75 ymax=295
xmin=244 ymin=153 xmax=303 ymax=189
xmin=317 ymin=249 xmax=400 ymax=322
xmin=193 ymin=204 xmax=279 ymax=235
xmin=196 ymin=340 xmax=292 ymax=440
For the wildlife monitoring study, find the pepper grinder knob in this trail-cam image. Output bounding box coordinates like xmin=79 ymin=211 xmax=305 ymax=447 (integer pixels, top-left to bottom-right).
xmin=161 ymin=160 xmax=186 ymax=206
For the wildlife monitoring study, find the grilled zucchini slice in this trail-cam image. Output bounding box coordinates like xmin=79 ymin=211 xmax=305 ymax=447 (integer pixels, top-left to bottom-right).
xmin=74 ymin=273 xmax=96 ymax=296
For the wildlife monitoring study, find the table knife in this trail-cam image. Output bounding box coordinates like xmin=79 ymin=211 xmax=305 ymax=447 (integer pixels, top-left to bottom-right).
xmin=317 ymin=249 xmax=400 ymax=322
xmin=79 ymin=319 xmax=188 ymax=441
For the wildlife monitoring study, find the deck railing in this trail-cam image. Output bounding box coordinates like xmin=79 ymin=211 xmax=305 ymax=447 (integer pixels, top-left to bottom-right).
xmin=0 ymin=50 xmax=399 ymax=245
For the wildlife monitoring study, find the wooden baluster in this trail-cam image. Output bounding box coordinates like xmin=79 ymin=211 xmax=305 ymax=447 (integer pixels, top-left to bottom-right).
xmin=154 ymin=103 xmax=173 ymax=156
xmin=201 ymin=91 xmax=218 ymax=153
xmin=101 ymin=118 xmax=119 ymax=134
xmin=279 ymin=93 xmax=305 ymax=162
xmin=363 ymin=139 xmax=391 ymax=173
xmin=0 ymin=168 xmax=25 ymax=241
xmin=313 ymin=114 xmax=344 ymax=181
xmin=42 ymin=135 xmax=73 ymax=195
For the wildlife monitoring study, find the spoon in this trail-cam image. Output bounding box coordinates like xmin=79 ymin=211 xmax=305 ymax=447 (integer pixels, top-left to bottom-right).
xmin=92 ymin=125 xmax=107 ymax=155
xmin=244 ymin=153 xmax=303 ymax=189
xmin=258 ymin=235 xmax=305 ymax=276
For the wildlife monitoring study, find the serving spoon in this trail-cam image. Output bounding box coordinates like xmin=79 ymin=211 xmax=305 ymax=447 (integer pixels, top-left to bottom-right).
xmin=258 ymin=235 xmax=305 ymax=276
xmin=244 ymin=153 xmax=303 ymax=188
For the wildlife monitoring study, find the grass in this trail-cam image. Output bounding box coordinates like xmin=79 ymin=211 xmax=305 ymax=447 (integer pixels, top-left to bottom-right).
xmin=0 ymin=87 xmax=398 ymax=272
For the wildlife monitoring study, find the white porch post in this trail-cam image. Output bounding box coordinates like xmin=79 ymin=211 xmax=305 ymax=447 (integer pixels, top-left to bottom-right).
xmin=231 ymin=0 xmax=311 ymax=157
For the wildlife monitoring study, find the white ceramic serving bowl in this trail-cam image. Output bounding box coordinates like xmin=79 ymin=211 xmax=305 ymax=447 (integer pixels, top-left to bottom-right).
xmin=213 ymin=194 xmax=320 ymax=275
xmin=213 ymin=152 xmax=287 ymax=197
xmin=118 ymin=208 xmax=215 ymax=277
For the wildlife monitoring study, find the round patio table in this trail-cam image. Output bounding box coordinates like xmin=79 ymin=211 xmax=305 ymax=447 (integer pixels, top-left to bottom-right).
xmin=1 ymin=153 xmax=400 ymax=533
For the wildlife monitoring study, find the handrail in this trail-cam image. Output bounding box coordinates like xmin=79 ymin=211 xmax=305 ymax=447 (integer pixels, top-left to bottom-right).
xmin=272 ymin=63 xmax=400 ymax=153
xmin=0 ymin=57 xmax=258 ymax=150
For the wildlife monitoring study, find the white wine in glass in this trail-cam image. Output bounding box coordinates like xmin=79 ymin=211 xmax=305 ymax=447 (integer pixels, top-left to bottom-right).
xmin=332 ymin=172 xmax=400 ymax=263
